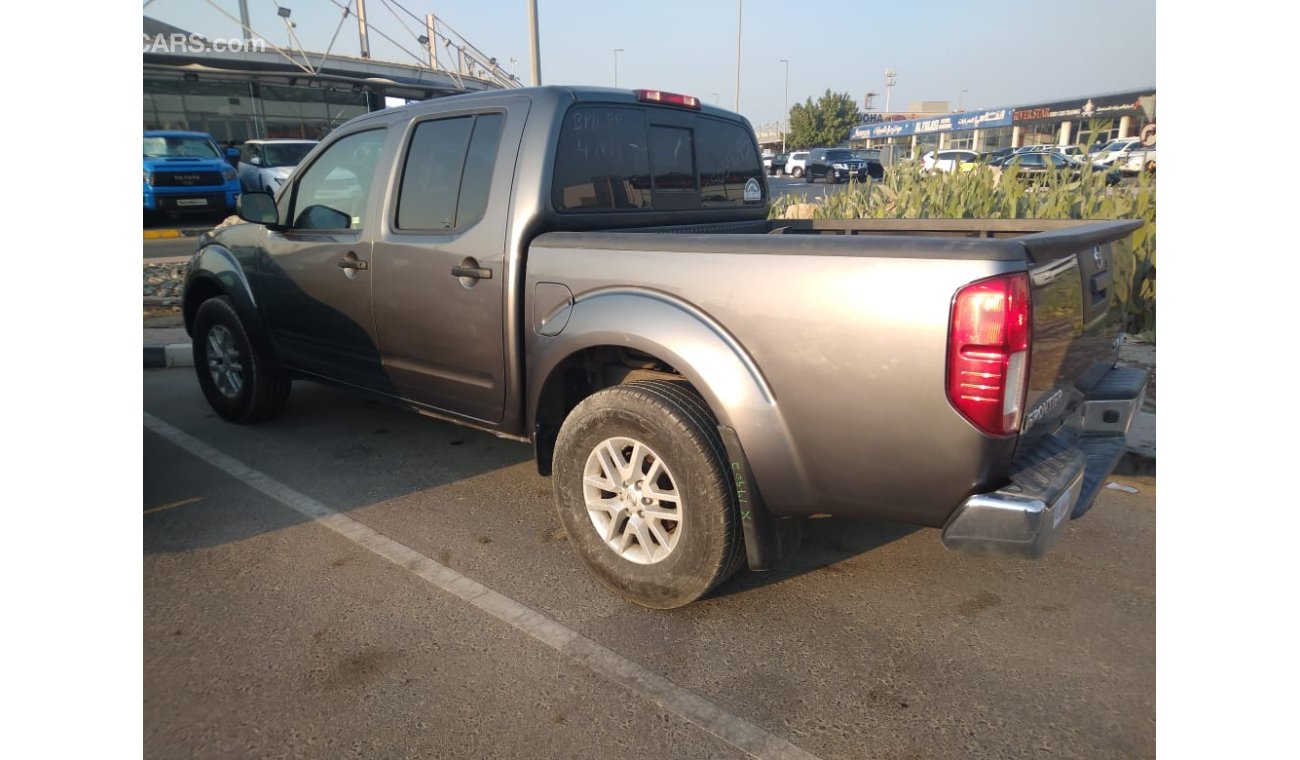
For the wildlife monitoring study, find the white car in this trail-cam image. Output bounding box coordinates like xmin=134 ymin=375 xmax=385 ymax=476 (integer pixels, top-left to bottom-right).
xmin=1089 ymin=138 xmax=1144 ymax=167
xmin=785 ymin=151 xmax=810 ymax=178
xmin=921 ymin=149 xmax=978 ymax=173
xmin=236 ymin=139 xmax=319 ymax=193
xmin=1119 ymin=145 xmax=1156 ymax=174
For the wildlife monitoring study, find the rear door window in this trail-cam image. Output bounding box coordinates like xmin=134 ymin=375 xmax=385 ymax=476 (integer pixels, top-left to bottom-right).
xmin=396 ymin=113 xmax=504 ymax=231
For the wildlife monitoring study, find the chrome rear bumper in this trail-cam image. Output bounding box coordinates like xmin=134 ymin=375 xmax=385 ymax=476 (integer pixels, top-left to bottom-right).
xmin=941 ymin=366 xmax=1148 ymax=558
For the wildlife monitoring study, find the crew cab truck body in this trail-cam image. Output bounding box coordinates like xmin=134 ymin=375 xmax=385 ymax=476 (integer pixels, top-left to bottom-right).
xmin=183 ymin=86 xmax=1147 ymax=608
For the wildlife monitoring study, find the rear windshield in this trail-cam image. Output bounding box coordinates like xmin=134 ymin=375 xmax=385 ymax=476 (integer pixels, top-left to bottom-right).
xmin=552 ymin=105 xmax=764 ymax=212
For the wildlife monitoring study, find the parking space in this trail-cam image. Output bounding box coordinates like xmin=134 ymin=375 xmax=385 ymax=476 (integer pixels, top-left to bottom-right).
xmin=145 ymin=367 xmax=1155 ymax=759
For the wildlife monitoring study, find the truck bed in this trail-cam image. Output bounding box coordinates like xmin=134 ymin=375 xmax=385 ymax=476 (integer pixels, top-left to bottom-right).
xmin=526 ymin=218 xmax=1140 ymax=525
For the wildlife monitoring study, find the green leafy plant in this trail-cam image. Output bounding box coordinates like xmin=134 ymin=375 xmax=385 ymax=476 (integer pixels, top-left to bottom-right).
xmin=786 ymin=90 xmax=862 ymax=150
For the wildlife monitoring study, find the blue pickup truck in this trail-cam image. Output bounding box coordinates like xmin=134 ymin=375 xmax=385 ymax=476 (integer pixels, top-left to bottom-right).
xmin=143 ymin=131 xmax=240 ymax=219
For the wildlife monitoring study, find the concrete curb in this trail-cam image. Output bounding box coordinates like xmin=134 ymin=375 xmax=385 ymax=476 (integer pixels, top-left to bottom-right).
xmin=144 ymin=344 xmax=194 ymax=368
xmin=143 ymin=227 xmax=209 ymax=241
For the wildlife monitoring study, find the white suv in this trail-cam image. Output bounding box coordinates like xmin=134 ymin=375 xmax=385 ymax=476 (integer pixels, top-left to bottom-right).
xmin=785 ymin=151 xmax=810 ymax=178
xmin=1089 ymin=138 xmax=1143 ymax=167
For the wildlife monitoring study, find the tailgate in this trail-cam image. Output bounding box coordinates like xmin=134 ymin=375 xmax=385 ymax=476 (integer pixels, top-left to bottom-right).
xmin=1017 ymin=220 xmax=1143 ymax=444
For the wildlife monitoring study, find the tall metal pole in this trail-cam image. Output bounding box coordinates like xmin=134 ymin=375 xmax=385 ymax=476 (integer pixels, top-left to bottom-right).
xmin=884 ymin=68 xmax=896 ymax=115
xmin=734 ymin=0 xmax=742 ymax=112
xmin=238 ymin=0 xmax=252 ymax=41
xmin=357 ymin=0 xmax=371 ymax=59
xmin=613 ymin=48 xmax=623 ymax=88
xmin=527 ymin=0 xmax=542 ymax=85
xmin=426 ymin=14 xmax=438 ymax=70
xmin=780 ymin=58 xmax=788 ymax=153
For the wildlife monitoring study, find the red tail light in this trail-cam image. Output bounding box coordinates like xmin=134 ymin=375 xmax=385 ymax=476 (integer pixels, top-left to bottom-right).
xmin=634 ymin=89 xmax=701 ymax=109
xmin=947 ymin=273 xmax=1031 ymax=436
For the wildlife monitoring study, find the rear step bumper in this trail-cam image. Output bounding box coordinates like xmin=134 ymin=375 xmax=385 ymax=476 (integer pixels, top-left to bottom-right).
xmin=941 ymin=366 xmax=1149 ymax=558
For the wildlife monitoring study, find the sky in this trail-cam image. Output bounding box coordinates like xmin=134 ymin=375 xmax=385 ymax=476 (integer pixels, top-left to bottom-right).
xmin=144 ymin=0 xmax=1156 ymax=129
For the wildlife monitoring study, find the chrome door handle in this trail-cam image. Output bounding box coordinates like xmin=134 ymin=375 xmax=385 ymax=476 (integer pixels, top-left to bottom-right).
xmin=338 ymin=259 xmax=368 ymax=270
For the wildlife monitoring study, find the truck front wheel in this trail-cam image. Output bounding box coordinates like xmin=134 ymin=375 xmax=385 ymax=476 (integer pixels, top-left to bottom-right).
xmin=552 ymin=380 xmax=744 ymax=609
xmin=191 ymin=296 xmax=291 ymax=423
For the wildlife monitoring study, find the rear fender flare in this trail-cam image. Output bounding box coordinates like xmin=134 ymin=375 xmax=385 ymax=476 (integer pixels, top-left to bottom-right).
xmin=529 ymin=288 xmax=812 ymax=510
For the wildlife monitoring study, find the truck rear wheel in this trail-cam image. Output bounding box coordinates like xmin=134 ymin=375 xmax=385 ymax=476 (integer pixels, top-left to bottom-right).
xmin=552 ymin=380 xmax=744 ymax=608
xmin=191 ymin=296 xmax=291 ymax=424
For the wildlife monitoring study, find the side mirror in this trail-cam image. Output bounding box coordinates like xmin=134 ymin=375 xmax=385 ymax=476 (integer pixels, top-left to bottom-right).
xmin=226 ymin=147 xmax=240 ymax=165
xmin=249 ymin=156 xmax=262 ymax=166
xmin=237 ymin=192 xmax=281 ymax=227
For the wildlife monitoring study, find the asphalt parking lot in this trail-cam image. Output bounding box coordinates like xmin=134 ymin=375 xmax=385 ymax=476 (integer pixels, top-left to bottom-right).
xmin=144 ymin=367 xmax=1155 ymax=759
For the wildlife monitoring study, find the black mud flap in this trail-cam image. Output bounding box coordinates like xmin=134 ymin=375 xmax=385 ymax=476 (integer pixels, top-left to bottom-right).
xmin=718 ymin=425 xmax=802 ymax=570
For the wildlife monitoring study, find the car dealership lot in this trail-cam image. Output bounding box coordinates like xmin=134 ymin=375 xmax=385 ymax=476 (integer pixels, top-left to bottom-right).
xmin=145 ymin=367 xmax=1154 ymax=759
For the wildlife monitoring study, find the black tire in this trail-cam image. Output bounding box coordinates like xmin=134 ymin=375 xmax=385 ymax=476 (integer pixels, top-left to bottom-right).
xmin=552 ymin=380 xmax=744 ymax=608
xmin=191 ymin=296 xmax=291 ymax=424
xmin=805 ymin=167 xmax=814 ymax=184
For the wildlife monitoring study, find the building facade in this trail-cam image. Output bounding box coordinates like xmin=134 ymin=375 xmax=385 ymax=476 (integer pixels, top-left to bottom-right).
xmin=849 ymin=88 xmax=1155 ymax=157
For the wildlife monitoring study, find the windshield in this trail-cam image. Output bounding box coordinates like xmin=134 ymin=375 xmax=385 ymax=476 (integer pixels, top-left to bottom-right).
xmin=825 ymin=150 xmax=853 ymax=160
xmin=143 ymin=136 xmax=220 ymax=159
xmin=262 ymin=142 xmax=317 ymax=168
xmin=1097 ymin=140 xmax=1128 ymax=153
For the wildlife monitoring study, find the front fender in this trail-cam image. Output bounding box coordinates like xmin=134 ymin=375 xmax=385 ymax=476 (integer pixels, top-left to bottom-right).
xmin=182 ymin=240 xmax=272 ymax=359
xmin=528 ymin=289 xmax=813 ymax=512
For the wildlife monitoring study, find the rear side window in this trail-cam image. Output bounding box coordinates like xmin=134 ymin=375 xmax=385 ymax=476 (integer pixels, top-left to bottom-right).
xmin=397 ymin=113 xmax=504 ymax=231
xmin=552 ymin=106 xmax=763 ymax=212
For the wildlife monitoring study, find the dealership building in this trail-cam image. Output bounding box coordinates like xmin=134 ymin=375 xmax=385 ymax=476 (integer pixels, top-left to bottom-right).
xmin=848 ymin=88 xmax=1156 ymax=157
xmin=143 ymin=16 xmax=513 ymax=145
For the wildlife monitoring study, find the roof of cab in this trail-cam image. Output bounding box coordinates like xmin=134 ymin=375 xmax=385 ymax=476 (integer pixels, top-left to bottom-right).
xmin=345 ymin=85 xmax=750 ymax=128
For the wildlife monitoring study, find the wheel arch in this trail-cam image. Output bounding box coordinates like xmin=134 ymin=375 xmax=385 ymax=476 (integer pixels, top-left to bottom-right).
xmin=527 ymin=289 xmax=810 ymax=510
xmin=183 ymin=243 xmax=274 ymax=360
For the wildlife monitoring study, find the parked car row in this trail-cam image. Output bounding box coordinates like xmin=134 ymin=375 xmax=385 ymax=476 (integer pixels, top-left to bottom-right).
xmin=763 ymin=148 xmax=883 ymax=181
xmin=144 ymin=130 xmax=319 ymax=221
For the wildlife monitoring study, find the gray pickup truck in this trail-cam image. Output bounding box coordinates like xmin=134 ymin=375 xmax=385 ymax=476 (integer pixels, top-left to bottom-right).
xmin=182 ymin=86 xmax=1147 ymax=608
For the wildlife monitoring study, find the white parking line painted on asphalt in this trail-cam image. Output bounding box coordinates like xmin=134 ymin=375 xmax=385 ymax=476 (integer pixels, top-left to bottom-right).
xmin=143 ymin=412 xmax=822 ymax=760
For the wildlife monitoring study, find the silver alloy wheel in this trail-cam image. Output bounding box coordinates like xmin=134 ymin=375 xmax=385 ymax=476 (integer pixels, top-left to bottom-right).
xmin=205 ymin=324 xmax=244 ymax=399
xmin=583 ymin=436 xmax=683 ymax=565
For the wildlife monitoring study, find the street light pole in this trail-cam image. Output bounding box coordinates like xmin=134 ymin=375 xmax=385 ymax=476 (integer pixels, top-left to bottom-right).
xmin=780 ymin=58 xmax=789 ymax=153
xmin=734 ymin=0 xmax=743 ymax=112
xmin=884 ymin=67 xmax=896 ymax=115
xmin=613 ymin=48 xmax=624 ymax=87
xmin=527 ymin=0 xmax=542 ymax=85
xmin=959 ymin=89 xmax=968 ymax=111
